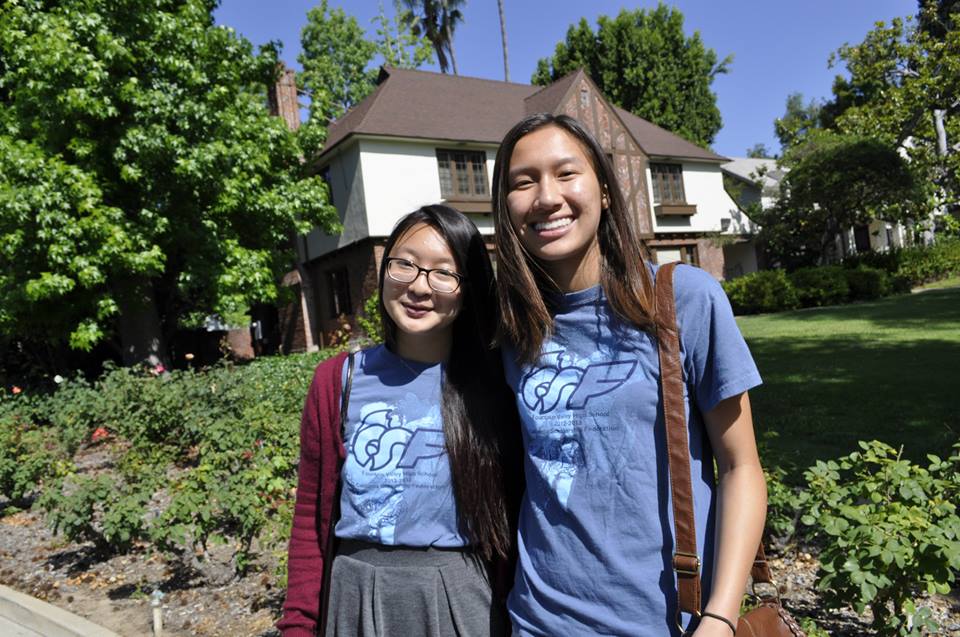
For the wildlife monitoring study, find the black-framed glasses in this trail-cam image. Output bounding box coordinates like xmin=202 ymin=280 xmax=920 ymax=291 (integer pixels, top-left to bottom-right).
xmin=384 ymin=257 xmax=464 ymax=293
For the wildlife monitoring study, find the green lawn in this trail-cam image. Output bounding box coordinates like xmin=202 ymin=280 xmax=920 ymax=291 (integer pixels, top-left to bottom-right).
xmin=737 ymin=287 xmax=960 ymax=480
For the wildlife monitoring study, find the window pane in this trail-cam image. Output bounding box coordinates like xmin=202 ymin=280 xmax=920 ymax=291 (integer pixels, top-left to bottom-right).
xmin=437 ymin=152 xmax=452 ymax=197
xmin=471 ymin=154 xmax=487 ymax=194
xmin=455 ymin=153 xmax=469 ymax=194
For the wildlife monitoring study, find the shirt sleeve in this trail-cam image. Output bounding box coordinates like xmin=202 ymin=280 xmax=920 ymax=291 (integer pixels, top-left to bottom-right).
xmin=674 ymin=265 xmax=762 ymax=414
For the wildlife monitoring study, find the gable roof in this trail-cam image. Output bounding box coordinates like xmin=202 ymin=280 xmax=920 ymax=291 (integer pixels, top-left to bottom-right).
xmin=721 ymin=157 xmax=785 ymax=196
xmin=318 ymin=66 xmax=726 ymax=164
xmin=613 ymin=107 xmax=727 ymax=162
xmin=321 ymin=67 xmax=537 ymax=155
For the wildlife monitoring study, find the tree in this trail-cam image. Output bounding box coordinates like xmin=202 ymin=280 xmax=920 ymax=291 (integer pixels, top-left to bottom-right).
xmin=497 ymin=0 xmax=510 ymax=82
xmin=531 ymin=4 xmax=732 ymax=147
xmin=774 ymin=93 xmax=824 ymax=151
xmin=297 ymin=0 xmax=433 ymax=157
xmin=745 ymin=143 xmax=773 ymax=158
xmin=827 ymin=5 xmax=960 ymax=209
xmin=0 ymin=0 xmax=338 ymax=367
xmin=400 ymin=0 xmax=464 ymax=74
xmin=755 ymin=132 xmax=927 ymax=268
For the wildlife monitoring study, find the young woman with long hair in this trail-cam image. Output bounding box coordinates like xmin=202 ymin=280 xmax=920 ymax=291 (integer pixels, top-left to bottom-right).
xmin=491 ymin=114 xmax=767 ymax=636
xmin=278 ymin=204 xmax=520 ymax=637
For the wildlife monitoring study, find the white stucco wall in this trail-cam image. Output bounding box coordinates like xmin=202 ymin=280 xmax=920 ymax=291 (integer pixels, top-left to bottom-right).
xmin=361 ymin=139 xmax=497 ymax=237
xmin=647 ymin=162 xmax=753 ymax=234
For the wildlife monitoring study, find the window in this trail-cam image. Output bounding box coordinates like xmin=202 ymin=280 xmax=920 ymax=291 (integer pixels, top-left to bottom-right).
xmin=853 ymin=225 xmax=871 ymax=252
xmin=650 ymin=163 xmax=686 ymax=205
xmin=652 ymin=245 xmax=699 ymax=267
xmin=327 ymin=268 xmax=352 ymax=318
xmin=320 ymin=167 xmax=335 ymax=207
xmin=436 ymin=150 xmax=488 ymax=199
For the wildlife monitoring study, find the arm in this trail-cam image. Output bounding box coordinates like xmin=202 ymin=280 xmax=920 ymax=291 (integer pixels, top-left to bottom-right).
xmin=277 ymin=354 xmax=346 ymax=637
xmin=693 ymin=391 xmax=767 ymax=637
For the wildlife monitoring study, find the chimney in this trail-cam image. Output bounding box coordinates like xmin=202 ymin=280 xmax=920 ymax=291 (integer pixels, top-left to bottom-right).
xmin=268 ymin=64 xmax=301 ymax=131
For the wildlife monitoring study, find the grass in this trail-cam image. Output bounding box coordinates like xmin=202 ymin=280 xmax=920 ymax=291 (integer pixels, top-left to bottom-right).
xmin=916 ymin=274 xmax=960 ymax=290
xmin=737 ymin=287 xmax=960 ymax=481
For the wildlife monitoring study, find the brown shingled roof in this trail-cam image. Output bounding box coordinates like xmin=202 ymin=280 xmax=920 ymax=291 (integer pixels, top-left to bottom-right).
xmin=318 ymin=66 xmax=725 ymax=164
xmin=321 ymin=67 xmax=537 ymax=155
xmin=614 ymin=106 xmax=728 ymax=162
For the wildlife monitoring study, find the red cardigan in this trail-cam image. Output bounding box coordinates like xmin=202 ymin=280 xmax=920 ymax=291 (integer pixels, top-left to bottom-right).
xmin=277 ymin=351 xmax=348 ymax=637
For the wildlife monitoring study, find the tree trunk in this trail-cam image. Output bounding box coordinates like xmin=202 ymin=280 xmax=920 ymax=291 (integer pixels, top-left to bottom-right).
xmin=934 ymin=108 xmax=948 ymax=157
xmin=497 ymin=0 xmax=510 ymax=82
xmin=445 ymin=22 xmax=458 ymax=75
xmin=116 ymin=277 xmax=167 ymax=367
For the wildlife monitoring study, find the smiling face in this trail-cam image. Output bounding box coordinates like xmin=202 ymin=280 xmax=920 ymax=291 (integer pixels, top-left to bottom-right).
xmin=505 ymin=124 xmax=606 ymax=291
xmin=381 ymin=223 xmax=463 ymax=358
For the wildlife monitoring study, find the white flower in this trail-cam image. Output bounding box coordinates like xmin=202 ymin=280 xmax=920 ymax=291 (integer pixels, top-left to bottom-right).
xmin=53 ymin=375 xmax=64 ymax=384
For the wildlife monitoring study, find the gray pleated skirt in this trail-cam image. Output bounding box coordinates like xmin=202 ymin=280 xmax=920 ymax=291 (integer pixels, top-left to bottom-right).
xmin=325 ymin=539 xmax=508 ymax=637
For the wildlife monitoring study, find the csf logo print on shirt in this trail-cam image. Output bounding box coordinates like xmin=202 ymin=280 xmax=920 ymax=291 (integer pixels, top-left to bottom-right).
xmin=520 ymin=350 xmax=637 ymax=414
xmin=351 ymin=405 xmax=445 ymax=471
xmin=519 ymin=350 xmax=638 ymax=509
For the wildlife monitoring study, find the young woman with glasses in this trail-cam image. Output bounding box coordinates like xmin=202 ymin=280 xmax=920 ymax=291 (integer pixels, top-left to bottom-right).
xmin=278 ymin=204 xmax=521 ymax=637
xmin=490 ymin=114 xmax=767 ymax=636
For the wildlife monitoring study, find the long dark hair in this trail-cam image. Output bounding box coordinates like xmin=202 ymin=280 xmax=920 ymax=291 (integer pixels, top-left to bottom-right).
xmin=378 ymin=205 xmax=519 ymax=562
xmin=492 ymin=113 xmax=656 ymax=363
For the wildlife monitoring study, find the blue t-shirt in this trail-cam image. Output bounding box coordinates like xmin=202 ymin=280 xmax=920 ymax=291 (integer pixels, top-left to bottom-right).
xmin=504 ymin=264 xmax=762 ymax=636
xmin=335 ymin=345 xmax=466 ymax=547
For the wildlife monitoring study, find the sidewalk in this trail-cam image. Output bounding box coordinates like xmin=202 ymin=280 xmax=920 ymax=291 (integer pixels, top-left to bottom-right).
xmin=0 ymin=585 xmax=121 ymax=637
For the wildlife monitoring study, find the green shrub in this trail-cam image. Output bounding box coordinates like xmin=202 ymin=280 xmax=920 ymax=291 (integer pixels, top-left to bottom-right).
xmin=763 ymin=465 xmax=801 ymax=545
xmin=844 ymin=265 xmax=891 ymax=301
xmin=0 ymin=417 xmax=71 ymax=502
xmin=789 ymin=266 xmax=850 ymax=307
xmin=6 ymin=349 xmax=338 ymax=578
xmin=844 ymin=237 xmax=960 ymax=287
xmin=722 ymin=270 xmax=800 ymax=315
xmin=357 ymin=290 xmax=384 ymax=345
xmin=799 ymin=440 xmax=960 ymax=635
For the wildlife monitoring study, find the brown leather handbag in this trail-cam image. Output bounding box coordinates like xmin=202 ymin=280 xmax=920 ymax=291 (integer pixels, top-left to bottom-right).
xmin=655 ymin=263 xmax=805 ymax=637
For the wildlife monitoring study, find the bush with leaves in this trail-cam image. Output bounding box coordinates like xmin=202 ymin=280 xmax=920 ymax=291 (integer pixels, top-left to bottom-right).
xmin=844 ymin=265 xmax=891 ymax=301
xmin=799 ymin=440 xmax=960 ymax=635
xmin=10 ymin=349 xmax=339 ymax=578
xmin=844 ymin=237 xmax=960 ymax=287
xmin=357 ymin=290 xmax=384 ymax=345
xmin=789 ymin=265 xmax=850 ymax=307
xmin=722 ymin=270 xmax=800 ymax=315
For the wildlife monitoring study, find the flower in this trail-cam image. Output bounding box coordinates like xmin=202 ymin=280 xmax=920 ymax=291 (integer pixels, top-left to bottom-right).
xmin=53 ymin=375 xmax=64 ymax=384
xmin=184 ymin=353 xmax=195 ymax=361
xmin=91 ymin=427 xmax=109 ymax=443
xmin=11 ymin=386 xmax=21 ymax=395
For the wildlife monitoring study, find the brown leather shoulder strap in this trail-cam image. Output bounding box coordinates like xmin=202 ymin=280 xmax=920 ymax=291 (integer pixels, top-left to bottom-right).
xmin=655 ymin=263 xmax=772 ymax=621
xmin=655 ymin=262 xmax=702 ymax=615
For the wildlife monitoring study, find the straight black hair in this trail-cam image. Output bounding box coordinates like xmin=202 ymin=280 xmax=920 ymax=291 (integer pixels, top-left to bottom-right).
xmin=377 ymin=204 xmax=520 ymax=562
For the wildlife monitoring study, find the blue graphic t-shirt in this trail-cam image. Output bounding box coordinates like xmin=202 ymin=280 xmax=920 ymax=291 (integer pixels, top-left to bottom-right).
xmin=505 ymin=264 xmax=762 ymax=636
xmin=335 ymin=345 xmax=466 ymax=547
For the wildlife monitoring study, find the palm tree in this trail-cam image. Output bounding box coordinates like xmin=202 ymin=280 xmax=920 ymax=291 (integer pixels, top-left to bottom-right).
xmin=497 ymin=0 xmax=509 ymax=81
xmin=401 ymin=0 xmax=464 ymax=74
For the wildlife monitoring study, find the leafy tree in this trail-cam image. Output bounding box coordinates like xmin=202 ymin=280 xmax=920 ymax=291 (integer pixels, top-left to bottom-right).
xmin=755 ymin=132 xmax=926 ymax=268
xmin=745 ymin=143 xmax=773 ymax=158
xmin=299 ymin=0 xmax=378 ymax=130
xmin=297 ymin=0 xmax=433 ymax=157
xmin=827 ymin=5 xmax=960 ymax=209
xmin=0 ymin=0 xmax=338 ymax=367
xmin=774 ymin=93 xmax=825 ymax=151
xmin=400 ymin=0 xmax=464 ymax=74
xmin=532 ymin=4 xmax=732 ymax=147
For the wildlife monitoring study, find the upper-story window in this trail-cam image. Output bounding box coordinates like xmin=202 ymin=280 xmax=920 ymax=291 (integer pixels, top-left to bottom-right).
xmin=650 ymin=163 xmax=687 ymax=205
xmin=436 ymin=150 xmax=488 ymax=199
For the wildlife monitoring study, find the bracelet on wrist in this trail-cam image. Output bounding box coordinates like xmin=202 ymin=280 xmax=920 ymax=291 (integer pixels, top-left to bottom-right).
xmin=701 ymin=610 xmax=736 ymax=635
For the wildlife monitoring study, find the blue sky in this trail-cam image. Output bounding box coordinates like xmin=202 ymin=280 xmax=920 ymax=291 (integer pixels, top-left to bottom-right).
xmin=214 ymin=0 xmax=917 ymax=158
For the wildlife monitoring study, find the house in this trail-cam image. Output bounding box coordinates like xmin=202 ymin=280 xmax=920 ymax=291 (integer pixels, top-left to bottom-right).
xmin=722 ymin=156 xmax=910 ymax=270
xmin=280 ymin=67 xmax=758 ymax=350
